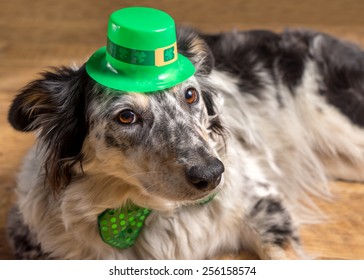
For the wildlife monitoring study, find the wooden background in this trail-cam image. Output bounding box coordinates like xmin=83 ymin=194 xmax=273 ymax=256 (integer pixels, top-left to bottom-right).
xmin=1 ymin=0 xmax=364 ymax=259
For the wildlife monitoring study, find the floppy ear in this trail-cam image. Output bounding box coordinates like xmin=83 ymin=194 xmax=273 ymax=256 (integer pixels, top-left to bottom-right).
xmin=177 ymin=27 xmax=214 ymax=76
xmin=8 ymin=66 xmax=90 ymax=194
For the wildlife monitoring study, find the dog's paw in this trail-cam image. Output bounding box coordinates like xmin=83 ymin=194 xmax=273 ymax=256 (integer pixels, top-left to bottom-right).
xmin=259 ymin=239 xmax=305 ymax=260
xmin=245 ymin=193 xmax=306 ymax=259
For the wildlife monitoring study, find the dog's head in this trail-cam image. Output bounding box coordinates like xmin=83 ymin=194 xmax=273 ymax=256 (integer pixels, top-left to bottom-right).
xmin=8 ymin=28 xmax=226 ymax=208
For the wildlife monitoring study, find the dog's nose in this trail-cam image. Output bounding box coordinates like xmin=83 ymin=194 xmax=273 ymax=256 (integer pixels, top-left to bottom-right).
xmin=185 ymin=158 xmax=225 ymax=190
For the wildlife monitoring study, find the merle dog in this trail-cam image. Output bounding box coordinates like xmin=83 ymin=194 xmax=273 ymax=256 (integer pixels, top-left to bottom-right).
xmin=7 ymin=28 xmax=364 ymax=259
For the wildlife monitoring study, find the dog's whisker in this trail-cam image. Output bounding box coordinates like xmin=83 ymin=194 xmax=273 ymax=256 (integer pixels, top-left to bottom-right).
xmin=160 ymin=159 xmax=179 ymax=166
xmin=123 ymin=171 xmax=166 ymax=181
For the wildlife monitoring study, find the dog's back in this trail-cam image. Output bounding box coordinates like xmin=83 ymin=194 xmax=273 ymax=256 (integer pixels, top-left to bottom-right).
xmin=203 ymin=29 xmax=364 ymax=182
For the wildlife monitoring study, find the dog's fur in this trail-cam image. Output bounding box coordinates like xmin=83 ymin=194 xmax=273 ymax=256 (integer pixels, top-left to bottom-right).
xmin=7 ymin=27 xmax=364 ymax=259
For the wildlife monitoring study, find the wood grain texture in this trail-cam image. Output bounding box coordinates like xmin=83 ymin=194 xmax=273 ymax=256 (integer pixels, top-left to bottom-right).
xmin=0 ymin=0 xmax=363 ymax=260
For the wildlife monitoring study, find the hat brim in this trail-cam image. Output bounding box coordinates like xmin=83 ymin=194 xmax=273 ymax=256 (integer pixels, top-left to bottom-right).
xmin=86 ymin=47 xmax=196 ymax=93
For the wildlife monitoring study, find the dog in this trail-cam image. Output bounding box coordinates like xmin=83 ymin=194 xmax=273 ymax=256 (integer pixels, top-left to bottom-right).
xmin=6 ymin=27 xmax=364 ymax=259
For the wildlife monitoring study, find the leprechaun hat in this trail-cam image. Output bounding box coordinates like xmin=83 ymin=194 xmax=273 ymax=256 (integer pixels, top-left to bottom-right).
xmin=86 ymin=7 xmax=195 ymax=92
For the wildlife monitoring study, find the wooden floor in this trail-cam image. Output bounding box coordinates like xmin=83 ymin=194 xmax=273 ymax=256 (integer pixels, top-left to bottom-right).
xmin=1 ymin=0 xmax=364 ymax=259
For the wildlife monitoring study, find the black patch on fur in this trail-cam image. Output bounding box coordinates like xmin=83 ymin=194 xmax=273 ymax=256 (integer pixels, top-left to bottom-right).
xmin=250 ymin=197 xmax=285 ymax=216
xmin=266 ymin=222 xmax=293 ymax=246
xmin=203 ymin=30 xmax=309 ymax=99
xmin=204 ymin=31 xmax=272 ymax=95
xmin=201 ymin=89 xmax=226 ymax=139
xmin=104 ymin=133 xmax=119 ymax=148
xmin=7 ymin=207 xmax=49 ymax=259
xmin=249 ymin=197 xmax=296 ymax=248
xmin=8 ymin=66 xmax=92 ymax=193
xmin=203 ymin=28 xmax=364 ymax=127
xmin=266 ymin=200 xmax=285 ymax=214
xmin=104 ymin=132 xmax=129 ymax=150
xmin=277 ymin=31 xmax=312 ymax=91
xmin=312 ymin=33 xmax=364 ymax=127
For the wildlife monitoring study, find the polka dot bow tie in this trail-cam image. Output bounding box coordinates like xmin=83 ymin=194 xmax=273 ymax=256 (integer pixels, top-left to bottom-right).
xmin=98 ymin=194 xmax=216 ymax=249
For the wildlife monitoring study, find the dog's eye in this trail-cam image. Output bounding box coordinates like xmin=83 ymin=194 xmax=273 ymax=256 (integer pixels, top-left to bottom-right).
xmin=185 ymin=88 xmax=198 ymax=104
xmin=117 ymin=110 xmax=137 ymax=124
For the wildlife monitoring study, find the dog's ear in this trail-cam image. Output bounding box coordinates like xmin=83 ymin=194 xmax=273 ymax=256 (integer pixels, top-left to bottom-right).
xmin=8 ymin=66 xmax=90 ymax=194
xmin=177 ymin=27 xmax=214 ymax=76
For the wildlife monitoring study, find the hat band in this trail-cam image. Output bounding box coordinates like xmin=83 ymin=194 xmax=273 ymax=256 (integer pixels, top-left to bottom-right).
xmin=107 ymin=39 xmax=177 ymax=67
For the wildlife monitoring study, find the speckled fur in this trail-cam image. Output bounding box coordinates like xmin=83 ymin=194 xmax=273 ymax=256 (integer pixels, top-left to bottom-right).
xmin=7 ymin=27 xmax=364 ymax=259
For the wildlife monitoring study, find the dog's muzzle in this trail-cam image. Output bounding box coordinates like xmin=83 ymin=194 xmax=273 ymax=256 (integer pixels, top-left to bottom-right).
xmin=185 ymin=158 xmax=225 ymax=191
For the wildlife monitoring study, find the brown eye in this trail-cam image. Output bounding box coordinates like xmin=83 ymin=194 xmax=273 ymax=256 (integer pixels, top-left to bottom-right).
xmin=185 ymin=88 xmax=198 ymax=104
xmin=118 ymin=110 xmax=137 ymax=124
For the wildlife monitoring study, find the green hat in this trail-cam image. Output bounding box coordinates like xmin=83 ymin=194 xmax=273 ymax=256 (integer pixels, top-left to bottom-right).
xmin=86 ymin=7 xmax=195 ymax=93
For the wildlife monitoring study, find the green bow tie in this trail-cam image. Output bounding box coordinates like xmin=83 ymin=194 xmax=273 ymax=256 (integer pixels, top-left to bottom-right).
xmin=98 ymin=194 xmax=216 ymax=249
xmin=98 ymin=205 xmax=151 ymax=249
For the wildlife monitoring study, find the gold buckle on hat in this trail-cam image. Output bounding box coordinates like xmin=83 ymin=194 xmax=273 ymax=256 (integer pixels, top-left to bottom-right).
xmin=155 ymin=42 xmax=178 ymax=67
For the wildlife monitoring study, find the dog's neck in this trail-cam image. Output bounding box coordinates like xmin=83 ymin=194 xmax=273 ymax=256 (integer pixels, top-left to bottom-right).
xmin=98 ymin=194 xmax=216 ymax=249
